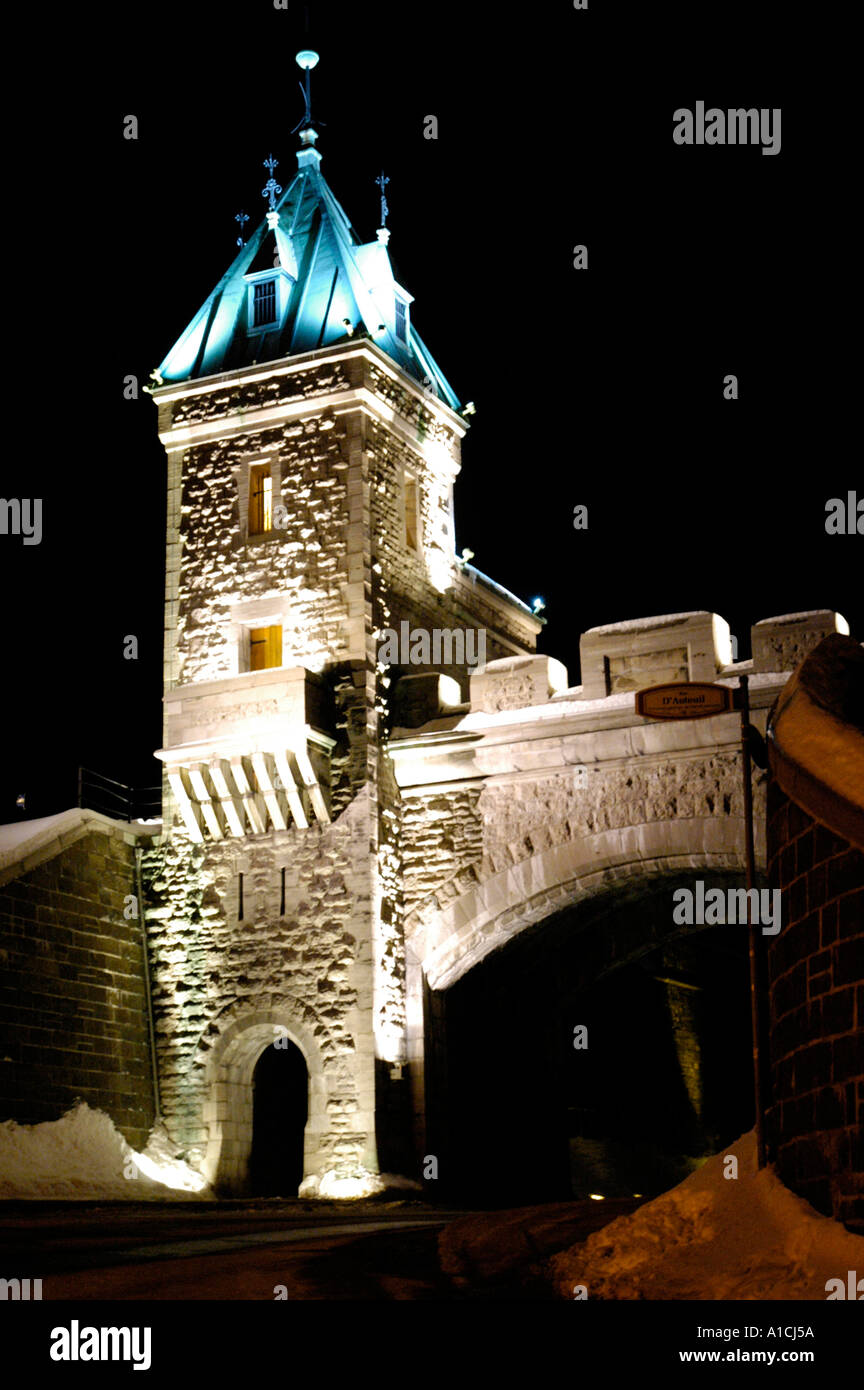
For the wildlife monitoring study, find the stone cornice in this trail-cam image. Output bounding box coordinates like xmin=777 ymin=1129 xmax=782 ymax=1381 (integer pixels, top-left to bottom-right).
xmin=388 ymin=678 xmax=788 ymax=792
xmin=157 ymin=385 xmax=462 ymax=474
xmin=152 ymin=339 xmax=468 ymax=441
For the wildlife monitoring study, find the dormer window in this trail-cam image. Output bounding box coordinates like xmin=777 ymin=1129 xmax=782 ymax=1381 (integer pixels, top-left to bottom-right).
xmin=245 ymin=268 xmax=292 ymax=335
xmin=253 ymin=279 xmax=277 ymax=328
xmin=395 ymin=298 xmax=407 ymax=342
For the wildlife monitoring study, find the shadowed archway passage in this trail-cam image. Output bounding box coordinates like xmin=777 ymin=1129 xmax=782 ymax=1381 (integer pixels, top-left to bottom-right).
xmin=425 ymin=874 xmax=754 ymax=1208
xmin=248 ymin=1040 xmax=309 ymax=1197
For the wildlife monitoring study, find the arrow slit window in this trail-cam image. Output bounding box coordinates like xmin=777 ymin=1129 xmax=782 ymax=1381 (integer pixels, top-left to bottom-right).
xmin=404 ymin=471 xmax=420 ymax=551
xmin=249 ymin=464 xmax=273 ymax=534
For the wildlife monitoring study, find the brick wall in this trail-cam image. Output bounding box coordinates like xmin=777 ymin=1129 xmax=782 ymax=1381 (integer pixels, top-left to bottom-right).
xmin=765 ymin=780 xmax=864 ymax=1231
xmin=0 ymin=831 xmax=155 ymax=1148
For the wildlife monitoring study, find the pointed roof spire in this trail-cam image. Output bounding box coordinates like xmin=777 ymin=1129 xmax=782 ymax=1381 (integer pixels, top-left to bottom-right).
xmin=155 ymin=65 xmax=461 ymax=411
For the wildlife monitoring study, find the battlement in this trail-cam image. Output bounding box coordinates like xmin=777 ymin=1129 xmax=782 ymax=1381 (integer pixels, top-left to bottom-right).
xmin=390 ymin=609 xmax=852 ymax=725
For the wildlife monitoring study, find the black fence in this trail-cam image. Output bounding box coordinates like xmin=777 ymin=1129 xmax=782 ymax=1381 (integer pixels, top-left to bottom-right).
xmin=77 ymin=767 xmax=161 ymax=823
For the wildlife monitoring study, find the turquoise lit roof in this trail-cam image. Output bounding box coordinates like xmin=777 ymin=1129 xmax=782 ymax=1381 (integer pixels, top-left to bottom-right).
xmin=157 ymin=141 xmax=461 ymax=410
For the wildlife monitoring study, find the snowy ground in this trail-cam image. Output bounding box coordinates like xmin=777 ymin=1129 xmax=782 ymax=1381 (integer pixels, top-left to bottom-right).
xmin=441 ymin=1132 xmax=863 ymax=1300
xmin=0 ymin=1103 xmax=213 ymax=1200
xmin=547 ymin=1132 xmax=862 ymax=1299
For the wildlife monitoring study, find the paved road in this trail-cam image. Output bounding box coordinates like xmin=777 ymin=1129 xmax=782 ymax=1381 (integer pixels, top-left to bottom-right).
xmin=0 ymin=1197 xmax=642 ymax=1300
xmin=0 ymin=1202 xmax=466 ymax=1300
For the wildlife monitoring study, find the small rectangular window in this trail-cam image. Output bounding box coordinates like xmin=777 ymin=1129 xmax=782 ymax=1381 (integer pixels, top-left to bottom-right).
xmin=249 ymin=625 xmax=282 ymax=671
xmin=249 ymin=464 xmax=273 ymax=534
xmin=395 ymin=298 xmax=407 ymax=342
xmin=253 ymin=279 xmax=277 ymax=327
xmin=404 ymin=472 xmax=419 ymax=551
xmin=238 ymin=873 xmax=244 ymax=921
xmin=280 ymin=866 xmax=286 ymax=917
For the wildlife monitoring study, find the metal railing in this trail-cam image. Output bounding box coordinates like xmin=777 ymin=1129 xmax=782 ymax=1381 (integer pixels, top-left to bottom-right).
xmin=76 ymin=767 xmax=161 ymax=823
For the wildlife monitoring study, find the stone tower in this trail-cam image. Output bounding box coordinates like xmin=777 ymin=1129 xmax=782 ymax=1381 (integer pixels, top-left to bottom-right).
xmin=144 ymin=113 xmax=540 ymax=1194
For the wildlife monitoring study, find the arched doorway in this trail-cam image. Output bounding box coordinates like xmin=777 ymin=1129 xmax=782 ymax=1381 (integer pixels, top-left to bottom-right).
xmin=248 ymin=1038 xmax=309 ymax=1197
xmin=201 ymin=1008 xmax=329 ymax=1195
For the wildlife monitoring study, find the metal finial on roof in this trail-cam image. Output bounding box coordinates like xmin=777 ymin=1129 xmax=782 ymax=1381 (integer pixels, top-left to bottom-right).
xmin=262 ymin=155 xmax=282 ymax=212
xmin=235 ymin=211 xmax=249 ymax=247
xmin=292 ymin=49 xmax=321 ymax=134
xmin=376 ymin=171 xmax=390 ymax=227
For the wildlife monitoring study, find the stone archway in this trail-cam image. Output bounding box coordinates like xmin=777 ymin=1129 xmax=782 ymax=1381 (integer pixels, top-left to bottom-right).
xmin=404 ymin=823 xmax=753 ymax=1170
xmin=422 ymin=869 xmax=755 ymax=1205
xmin=408 ymin=816 xmax=748 ymax=991
xmin=201 ymin=1004 xmax=328 ymax=1194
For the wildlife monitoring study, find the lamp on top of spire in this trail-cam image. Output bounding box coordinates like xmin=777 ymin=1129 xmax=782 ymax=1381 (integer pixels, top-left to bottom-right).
xmin=293 ymin=49 xmax=321 ymax=137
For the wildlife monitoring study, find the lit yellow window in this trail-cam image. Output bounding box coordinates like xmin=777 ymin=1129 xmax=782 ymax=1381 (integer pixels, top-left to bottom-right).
xmin=249 ymin=465 xmax=273 ymax=535
xmin=249 ymin=625 xmax=282 ymax=671
xmin=404 ymin=472 xmax=419 ymax=551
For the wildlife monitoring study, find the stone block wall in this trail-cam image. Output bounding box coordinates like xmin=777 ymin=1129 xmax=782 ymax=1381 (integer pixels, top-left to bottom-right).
xmin=0 ymin=830 xmax=154 ymax=1148
xmin=165 ymin=357 xmax=353 ymax=430
xmin=401 ymin=787 xmax=485 ymax=922
xmin=470 ymin=655 xmax=570 ymax=714
xmin=580 ymin=611 xmax=730 ymax=700
xmin=400 ymin=753 xmax=757 ymax=937
xmin=765 ymin=781 xmax=864 ymax=1231
xmin=173 ymin=409 xmax=352 ymax=686
xmin=160 ymin=364 xmax=369 ymax=827
xmin=367 ymin=405 xmax=537 ymax=707
xmin=140 ymin=794 xmax=376 ymax=1187
xmin=752 ymin=610 xmax=850 ymax=675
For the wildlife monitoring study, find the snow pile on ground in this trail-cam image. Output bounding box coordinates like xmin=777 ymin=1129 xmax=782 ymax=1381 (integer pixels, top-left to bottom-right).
xmin=548 ymin=1131 xmax=863 ymax=1300
xmin=300 ymin=1168 xmax=422 ymax=1199
xmin=0 ymin=1102 xmax=212 ymax=1200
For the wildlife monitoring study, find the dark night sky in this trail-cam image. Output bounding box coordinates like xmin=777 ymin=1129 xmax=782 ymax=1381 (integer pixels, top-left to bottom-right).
xmin=3 ymin=1 xmax=857 ymax=822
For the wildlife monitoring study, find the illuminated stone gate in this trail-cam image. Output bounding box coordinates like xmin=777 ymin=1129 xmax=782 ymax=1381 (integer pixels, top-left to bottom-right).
xmin=390 ymin=607 xmax=851 ymax=1163
xmin=141 ymin=120 xmax=852 ymax=1195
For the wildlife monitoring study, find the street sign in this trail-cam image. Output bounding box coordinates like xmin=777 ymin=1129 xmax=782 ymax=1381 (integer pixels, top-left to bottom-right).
xmin=635 ymin=681 xmax=735 ymax=720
